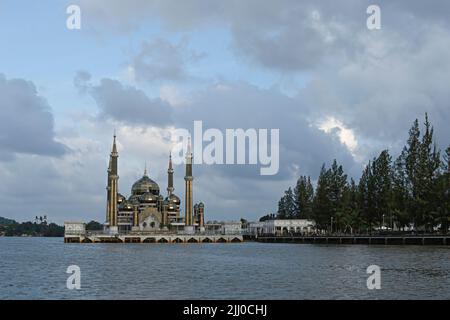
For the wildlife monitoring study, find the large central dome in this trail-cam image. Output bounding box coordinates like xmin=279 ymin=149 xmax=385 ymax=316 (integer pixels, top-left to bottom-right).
xmin=131 ymin=172 xmax=160 ymax=196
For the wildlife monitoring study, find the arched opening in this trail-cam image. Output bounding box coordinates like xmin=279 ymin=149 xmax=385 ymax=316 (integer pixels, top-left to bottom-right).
xmin=188 ymin=238 xmax=198 ymax=243
xmin=202 ymin=238 xmax=213 ymax=243
xmin=216 ymin=237 xmax=227 ymax=243
xmin=158 ymin=238 xmax=169 ymax=243
xmin=81 ymin=238 xmax=92 ymax=243
xmin=231 ymin=237 xmax=242 ymax=243
xmin=173 ymin=238 xmax=183 ymax=243
xmin=143 ymin=238 xmax=156 ymax=243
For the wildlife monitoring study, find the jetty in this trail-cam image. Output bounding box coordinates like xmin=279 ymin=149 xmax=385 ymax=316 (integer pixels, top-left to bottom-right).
xmin=64 ymin=231 xmax=243 ymax=244
xmin=254 ymin=235 xmax=450 ymax=245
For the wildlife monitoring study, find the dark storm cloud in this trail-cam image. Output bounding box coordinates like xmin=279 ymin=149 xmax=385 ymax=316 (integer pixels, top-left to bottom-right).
xmin=172 ymin=82 xmax=358 ymax=181
xmin=74 ymin=72 xmax=172 ymax=126
xmin=91 ymin=79 xmax=172 ymax=126
xmin=0 ymin=74 xmax=68 ymax=160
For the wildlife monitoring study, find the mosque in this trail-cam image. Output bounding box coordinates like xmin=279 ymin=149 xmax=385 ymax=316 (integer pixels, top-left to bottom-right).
xmin=105 ymin=134 xmax=205 ymax=234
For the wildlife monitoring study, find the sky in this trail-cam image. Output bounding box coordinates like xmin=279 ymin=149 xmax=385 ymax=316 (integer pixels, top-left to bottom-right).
xmin=1 ymin=0 xmax=450 ymax=224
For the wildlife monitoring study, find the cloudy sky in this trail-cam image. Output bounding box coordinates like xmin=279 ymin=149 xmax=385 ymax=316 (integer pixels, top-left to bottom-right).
xmin=1 ymin=1 xmax=450 ymax=224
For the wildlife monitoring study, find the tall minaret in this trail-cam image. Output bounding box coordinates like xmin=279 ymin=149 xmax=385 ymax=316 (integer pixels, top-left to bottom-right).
xmin=167 ymin=153 xmax=174 ymax=196
xmin=106 ymin=157 xmax=112 ymax=224
xmin=184 ymin=138 xmax=194 ymax=226
xmin=106 ymin=133 xmax=119 ymax=228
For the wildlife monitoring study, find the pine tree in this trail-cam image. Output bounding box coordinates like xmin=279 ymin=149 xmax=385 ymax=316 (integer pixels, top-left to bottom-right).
xmin=359 ymin=162 xmax=374 ymax=233
xmin=372 ymin=150 xmax=393 ymax=229
xmin=277 ymin=195 xmax=287 ymax=219
xmin=284 ymin=188 xmax=296 ymax=219
xmin=312 ymin=164 xmax=333 ymax=230
xmin=329 ymin=159 xmax=348 ymax=232
xmin=294 ymin=176 xmax=314 ymax=219
xmin=435 ymin=146 xmax=450 ymax=233
xmin=392 ymin=153 xmax=410 ymax=230
xmin=339 ymin=179 xmax=360 ymax=234
xmin=416 ymin=114 xmax=441 ymax=231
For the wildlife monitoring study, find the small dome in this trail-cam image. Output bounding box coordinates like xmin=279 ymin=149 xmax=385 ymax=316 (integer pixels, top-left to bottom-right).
xmin=167 ymin=193 xmax=180 ymax=204
xmin=120 ymin=200 xmax=134 ymax=211
xmin=198 ymin=202 xmax=204 ymax=208
xmin=139 ymin=192 xmax=158 ymax=203
xmin=117 ymin=193 xmax=126 ymax=204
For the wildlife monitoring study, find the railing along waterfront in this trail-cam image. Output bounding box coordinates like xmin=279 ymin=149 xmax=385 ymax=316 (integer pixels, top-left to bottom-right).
xmin=253 ymin=234 xmax=450 ymax=245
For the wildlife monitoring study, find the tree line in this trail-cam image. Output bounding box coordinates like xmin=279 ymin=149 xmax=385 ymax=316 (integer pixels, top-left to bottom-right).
xmin=0 ymin=218 xmax=64 ymax=237
xmin=276 ymin=114 xmax=450 ymax=234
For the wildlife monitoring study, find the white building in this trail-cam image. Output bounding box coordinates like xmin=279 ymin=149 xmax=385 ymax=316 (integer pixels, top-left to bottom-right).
xmin=64 ymin=221 xmax=86 ymax=236
xmin=204 ymin=221 xmax=243 ymax=235
xmin=221 ymin=221 xmax=242 ymax=235
xmin=248 ymin=219 xmax=315 ymax=236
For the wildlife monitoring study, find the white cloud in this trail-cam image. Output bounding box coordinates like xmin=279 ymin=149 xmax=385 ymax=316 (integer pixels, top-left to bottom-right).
xmin=318 ymin=116 xmax=358 ymax=156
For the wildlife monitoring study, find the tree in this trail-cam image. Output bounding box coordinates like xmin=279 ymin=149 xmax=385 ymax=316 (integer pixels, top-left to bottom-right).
xmin=339 ymin=179 xmax=360 ymax=234
xmin=435 ymin=146 xmax=450 ymax=233
xmin=312 ymin=164 xmax=333 ymax=230
xmin=359 ymin=161 xmax=376 ymax=233
xmin=277 ymin=195 xmax=287 ymax=219
xmin=284 ymin=188 xmax=296 ymax=219
xmin=373 ymin=150 xmax=393 ymax=229
xmin=86 ymin=220 xmax=103 ymax=231
xmin=329 ymin=160 xmax=348 ymax=232
xmin=294 ymin=176 xmax=314 ymax=219
xmin=392 ymin=153 xmax=410 ymax=230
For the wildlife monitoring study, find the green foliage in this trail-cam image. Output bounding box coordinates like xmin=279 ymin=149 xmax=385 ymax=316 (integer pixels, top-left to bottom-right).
xmin=0 ymin=216 xmax=17 ymax=225
xmin=0 ymin=220 xmax=64 ymax=237
xmin=273 ymin=114 xmax=450 ymax=234
xmin=86 ymin=220 xmax=103 ymax=231
xmin=294 ymin=176 xmax=314 ymax=219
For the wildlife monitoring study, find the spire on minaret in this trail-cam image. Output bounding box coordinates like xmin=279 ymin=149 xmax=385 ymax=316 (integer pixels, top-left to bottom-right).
xmin=106 ymin=131 xmax=119 ymax=230
xmin=144 ymin=161 xmax=148 ymax=176
xmin=167 ymin=152 xmax=174 ymax=196
xmin=112 ymin=131 xmax=118 ymax=155
xmin=186 ymin=137 xmax=193 ymax=165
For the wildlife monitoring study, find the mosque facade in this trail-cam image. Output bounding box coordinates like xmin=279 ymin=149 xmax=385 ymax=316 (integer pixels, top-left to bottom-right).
xmin=105 ymin=134 xmax=205 ymax=234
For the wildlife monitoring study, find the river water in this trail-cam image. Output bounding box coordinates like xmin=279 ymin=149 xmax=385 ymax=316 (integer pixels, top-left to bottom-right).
xmin=0 ymin=237 xmax=449 ymax=299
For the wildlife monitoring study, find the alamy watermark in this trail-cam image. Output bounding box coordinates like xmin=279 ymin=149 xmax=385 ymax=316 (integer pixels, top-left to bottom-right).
xmin=171 ymin=121 xmax=279 ymax=176
xmin=66 ymin=265 xmax=81 ymax=290
xmin=366 ymin=265 xmax=381 ymax=290
xmin=367 ymin=5 xmax=381 ymax=30
xmin=66 ymin=5 xmax=81 ymax=30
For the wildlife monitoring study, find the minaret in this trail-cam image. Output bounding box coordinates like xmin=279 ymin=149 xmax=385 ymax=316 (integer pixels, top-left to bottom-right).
xmin=106 ymin=157 xmax=112 ymax=224
xmin=184 ymin=138 xmax=194 ymax=226
xmin=106 ymin=133 xmax=119 ymax=229
xmin=167 ymin=153 xmax=174 ymax=196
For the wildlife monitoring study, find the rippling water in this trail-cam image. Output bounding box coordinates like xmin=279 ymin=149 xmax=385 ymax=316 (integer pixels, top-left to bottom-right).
xmin=0 ymin=237 xmax=449 ymax=299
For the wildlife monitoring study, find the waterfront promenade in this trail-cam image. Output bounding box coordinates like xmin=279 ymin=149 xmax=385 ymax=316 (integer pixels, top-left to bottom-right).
xmin=254 ymin=235 xmax=450 ymax=245
xmin=65 ymin=232 xmax=244 ymax=243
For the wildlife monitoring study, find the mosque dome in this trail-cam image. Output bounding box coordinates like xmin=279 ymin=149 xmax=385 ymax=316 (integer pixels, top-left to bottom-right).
xmin=167 ymin=193 xmax=180 ymax=204
xmin=120 ymin=200 xmax=134 ymax=211
xmin=117 ymin=193 xmax=126 ymax=204
xmin=131 ymin=171 xmax=160 ymax=196
xmin=139 ymin=192 xmax=158 ymax=203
